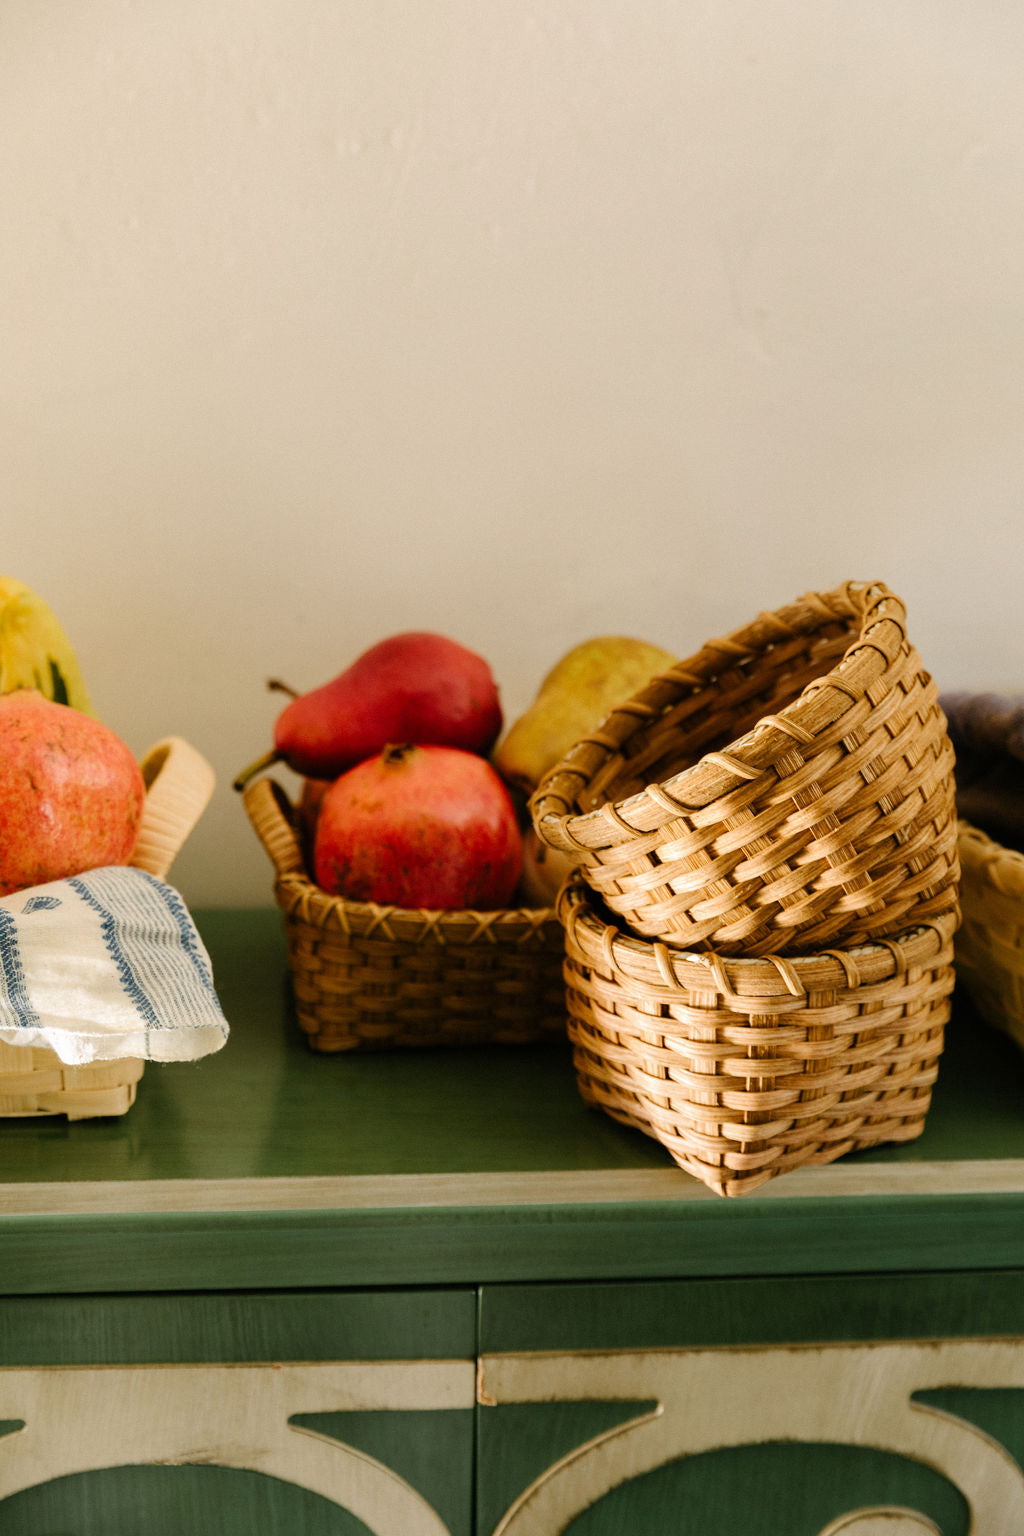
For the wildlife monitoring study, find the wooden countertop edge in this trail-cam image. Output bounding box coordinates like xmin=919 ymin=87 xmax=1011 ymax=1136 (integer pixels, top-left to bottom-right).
xmin=4 ymin=1159 xmax=1024 ymax=1217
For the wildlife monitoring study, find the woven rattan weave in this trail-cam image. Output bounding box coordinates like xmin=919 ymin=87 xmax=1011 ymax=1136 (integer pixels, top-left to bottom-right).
xmin=0 ymin=1042 xmax=145 ymax=1119
xmin=558 ymin=872 xmax=957 ymax=1197
xmin=532 ymin=580 xmax=959 ymax=957
xmin=943 ymin=691 xmax=1024 ymax=1052
xmin=242 ymin=775 xmax=567 ymax=1052
xmin=954 ymin=823 xmax=1024 ymax=1050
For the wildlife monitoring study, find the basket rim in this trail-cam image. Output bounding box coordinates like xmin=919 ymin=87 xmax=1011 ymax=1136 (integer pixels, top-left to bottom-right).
xmin=240 ymin=772 xmax=561 ymax=942
xmin=531 ymin=579 xmax=911 ymax=855
xmin=557 ymin=870 xmax=958 ymax=1000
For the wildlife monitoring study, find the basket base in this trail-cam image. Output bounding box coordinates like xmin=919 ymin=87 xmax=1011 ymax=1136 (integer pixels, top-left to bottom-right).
xmin=573 ymin=1051 xmax=938 ymax=1198
xmin=295 ymin=1004 xmax=567 ymax=1053
xmin=0 ymin=1041 xmax=145 ymax=1120
xmin=282 ymin=902 xmax=568 ymax=1053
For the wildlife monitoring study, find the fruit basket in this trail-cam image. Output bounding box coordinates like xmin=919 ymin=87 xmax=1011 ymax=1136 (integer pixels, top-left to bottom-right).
xmin=0 ymin=736 xmax=216 ymax=1119
xmin=531 ymin=580 xmax=960 ymax=957
xmin=241 ymin=775 xmax=567 ymax=1052
xmin=558 ymin=871 xmax=957 ymax=1197
xmin=941 ymin=691 xmax=1024 ymax=1052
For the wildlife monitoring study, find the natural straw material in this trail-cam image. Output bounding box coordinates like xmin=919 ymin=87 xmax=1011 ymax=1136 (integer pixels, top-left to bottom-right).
xmin=131 ymin=736 xmax=218 ymax=881
xmin=0 ymin=736 xmax=216 ymax=1120
xmin=955 ymin=824 xmax=1024 ymax=1050
xmin=0 ymin=1042 xmax=145 ymax=1120
xmin=942 ymin=692 xmax=1024 ymax=1051
xmin=241 ymin=775 xmax=566 ymax=1052
xmin=532 ymin=581 xmax=959 ymax=957
xmin=559 ymin=872 xmax=956 ymax=1197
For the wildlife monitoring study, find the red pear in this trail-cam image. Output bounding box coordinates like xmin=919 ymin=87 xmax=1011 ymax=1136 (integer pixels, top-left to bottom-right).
xmin=0 ymin=690 xmax=146 ymax=895
xmin=313 ymin=742 xmax=522 ymax=910
xmin=235 ymin=631 xmax=503 ymax=788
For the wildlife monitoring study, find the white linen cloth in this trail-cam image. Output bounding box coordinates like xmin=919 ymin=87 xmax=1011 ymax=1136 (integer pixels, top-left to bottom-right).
xmin=0 ymin=865 xmax=229 ymax=1065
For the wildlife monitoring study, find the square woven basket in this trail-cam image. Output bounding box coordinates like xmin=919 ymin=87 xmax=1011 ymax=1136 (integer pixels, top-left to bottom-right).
xmin=942 ymin=691 xmax=1024 ymax=1051
xmin=558 ymin=871 xmax=958 ymax=1197
xmin=531 ymin=580 xmax=960 ymax=958
xmin=240 ymin=774 xmax=567 ymax=1052
xmin=0 ymin=735 xmax=216 ymax=1120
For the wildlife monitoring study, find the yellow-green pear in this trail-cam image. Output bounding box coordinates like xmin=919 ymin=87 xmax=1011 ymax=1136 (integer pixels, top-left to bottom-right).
xmin=518 ymin=827 xmax=578 ymax=906
xmin=494 ymin=636 xmax=677 ymax=795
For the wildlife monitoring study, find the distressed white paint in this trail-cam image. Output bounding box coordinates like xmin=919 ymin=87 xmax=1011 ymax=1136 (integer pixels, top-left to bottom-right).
xmin=1 ymin=3 xmax=1022 ymax=904
xmin=2 ymin=1341 xmax=1020 ymax=1528
xmin=480 ymin=1337 xmax=1024 ymax=1532
xmin=0 ymin=1359 xmax=474 ymax=1533
xmin=818 ymin=1512 xmax=941 ymax=1536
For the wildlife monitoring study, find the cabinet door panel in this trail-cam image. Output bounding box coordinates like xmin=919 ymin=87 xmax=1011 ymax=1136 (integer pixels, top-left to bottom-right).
xmin=558 ymin=1443 xmax=967 ymax=1536
xmin=477 ymin=1272 xmax=1024 ymax=1536
xmin=0 ymin=1289 xmax=476 ymax=1536
xmin=0 ymin=1464 xmax=379 ymax=1536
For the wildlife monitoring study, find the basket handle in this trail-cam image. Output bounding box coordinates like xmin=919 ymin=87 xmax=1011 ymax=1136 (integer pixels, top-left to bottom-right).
xmin=130 ymin=737 xmax=217 ymax=880
xmin=240 ymin=775 xmax=307 ymax=879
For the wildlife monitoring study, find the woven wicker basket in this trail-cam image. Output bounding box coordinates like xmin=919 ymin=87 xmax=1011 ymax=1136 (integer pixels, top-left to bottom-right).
xmin=241 ymin=774 xmax=567 ymax=1052
xmin=532 ymin=580 xmax=959 ymax=957
xmin=942 ymin=692 xmax=1024 ymax=1051
xmin=558 ymin=872 xmax=957 ymax=1197
xmin=0 ymin=736 xmax=216 ymax=1119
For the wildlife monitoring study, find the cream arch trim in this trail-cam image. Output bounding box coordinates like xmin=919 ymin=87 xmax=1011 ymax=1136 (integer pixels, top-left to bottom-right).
xmin=480 ymin=1336 xmax=1024 ymax=1535
xmin=818 ymin=1512 xmax=942 ymax=1535
xmin=0 ymin=1358 xmax=475 ymax=1535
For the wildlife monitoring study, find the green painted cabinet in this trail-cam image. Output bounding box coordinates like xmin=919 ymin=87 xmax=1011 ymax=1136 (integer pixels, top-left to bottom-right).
xmin=476 ymin=1272 xmax=1024 ymax=1534
xmin=0 ymin=1290 xmax=476 ymax=1535
xmin=4 ymin=909 xmax=1024 ymax=1533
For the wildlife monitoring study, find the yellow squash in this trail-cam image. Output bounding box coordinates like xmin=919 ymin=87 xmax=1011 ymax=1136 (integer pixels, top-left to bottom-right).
xmin=0 ymin=577 xmax=95 ymax=715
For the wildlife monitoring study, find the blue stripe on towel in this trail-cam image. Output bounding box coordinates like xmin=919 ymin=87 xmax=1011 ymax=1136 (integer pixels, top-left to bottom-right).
xmin=67 ymin=869 xmax=227 ymax=1043
xmin=136 ymin=869 xmax=217 ymax=995
xmin=0 ymin=906 xmax=40 ymax=1030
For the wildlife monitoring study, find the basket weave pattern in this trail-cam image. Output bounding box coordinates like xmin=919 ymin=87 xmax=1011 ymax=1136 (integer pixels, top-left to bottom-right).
xmin=0 ymin=1041 xmax=145 ymax=1119
xmin=532 ymin=582 xmax=959 ymax=957
xmin=942 ymin=692 xmax=1024 ymax=1051
xmin=954 ymin=825 xmax=1024 ymax=1048
xmin=559 ymin=873 xmax=956 ymax=1198
xmin=243 ymin=777 xmax=566 ymax=1052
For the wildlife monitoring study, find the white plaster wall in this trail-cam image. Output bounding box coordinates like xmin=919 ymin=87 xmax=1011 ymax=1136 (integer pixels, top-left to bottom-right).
xmin=0 ymin=0 xmax=1021 ymax=906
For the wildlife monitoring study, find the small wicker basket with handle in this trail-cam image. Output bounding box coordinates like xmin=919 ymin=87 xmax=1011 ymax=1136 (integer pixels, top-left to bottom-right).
xmin=0 ymin=736 xmax=216 ymax=1120
xmin=241 ymin=774 xmax=567 ymax=1052
xmin=532 ymin=580 xmax=960 ymax=957
xmin=559 ymin=871 xmax=957 ymax=1197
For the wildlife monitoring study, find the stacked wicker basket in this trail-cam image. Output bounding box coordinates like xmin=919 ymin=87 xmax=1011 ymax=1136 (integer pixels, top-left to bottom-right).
xmin=530 ymin=580 xmax=961 ymax=1197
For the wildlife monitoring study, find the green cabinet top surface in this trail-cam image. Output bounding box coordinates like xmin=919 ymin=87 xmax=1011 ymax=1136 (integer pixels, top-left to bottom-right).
xmin=2 ymin=907 xmax=1024 ymax=1294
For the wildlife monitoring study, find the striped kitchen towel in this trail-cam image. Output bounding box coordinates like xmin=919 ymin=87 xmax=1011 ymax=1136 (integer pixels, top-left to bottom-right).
xmin=0 ymin=865 xmax=229 ymax=1065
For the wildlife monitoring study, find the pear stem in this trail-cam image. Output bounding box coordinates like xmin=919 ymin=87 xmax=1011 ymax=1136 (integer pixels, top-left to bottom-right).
xmin=232 ymin=748 xmax=283 ymax=792
xmin=267 ymin=678 xmax=300 ymax=699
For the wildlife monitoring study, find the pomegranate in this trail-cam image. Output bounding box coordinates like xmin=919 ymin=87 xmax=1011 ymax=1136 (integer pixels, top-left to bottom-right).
xmin=0 ymin=689 xmax=145 ymax=895
xmin=313 ymin=742 xmax=523 ymax=909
